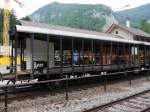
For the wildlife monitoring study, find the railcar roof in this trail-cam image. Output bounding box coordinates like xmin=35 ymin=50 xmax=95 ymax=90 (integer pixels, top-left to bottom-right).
xmin=16 ymin=20 xmax=150 ymax=45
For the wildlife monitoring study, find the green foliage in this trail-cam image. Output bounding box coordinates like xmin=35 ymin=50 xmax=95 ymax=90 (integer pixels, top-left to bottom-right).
xmin=139 ymin=20 xmax=150 ymax=33
xmin=115 ymin=3 xmax=150 ymax=27
xmin=10 ymin=9 xmax=18 ymax=29
xmin=30 ymin=2 xmax=111 ymax=32
xmin=21 ymin=16 xmax=32 ymax=21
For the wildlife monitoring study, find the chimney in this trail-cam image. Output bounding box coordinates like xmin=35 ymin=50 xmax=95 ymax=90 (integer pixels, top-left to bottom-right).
xmin=126 ymin=17 xmax=130 ymax=27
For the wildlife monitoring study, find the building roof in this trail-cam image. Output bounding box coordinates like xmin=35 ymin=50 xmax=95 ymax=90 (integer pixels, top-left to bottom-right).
xmin=16 ymin=20 xmax=150 ymax=45
xmin=106 ymin=24 xmax=150 ymax=38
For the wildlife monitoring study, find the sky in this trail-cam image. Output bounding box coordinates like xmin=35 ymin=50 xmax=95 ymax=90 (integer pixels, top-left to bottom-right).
xmin=0 ymin=0 xmax=150 ymax=19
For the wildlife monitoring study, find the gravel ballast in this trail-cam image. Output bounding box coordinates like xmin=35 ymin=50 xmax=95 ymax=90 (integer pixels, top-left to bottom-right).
xmin=0 ymin=77 xmax=150 ymax=112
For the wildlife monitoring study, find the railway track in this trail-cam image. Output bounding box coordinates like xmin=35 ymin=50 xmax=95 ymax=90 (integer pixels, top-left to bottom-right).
xmin=0 ymin=74 xmax=150 ymax=112
xmin=84 ymin=90 xmax=150 ymax=112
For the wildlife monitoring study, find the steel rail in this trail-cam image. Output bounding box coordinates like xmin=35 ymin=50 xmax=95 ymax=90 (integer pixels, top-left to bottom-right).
xmin=141 ymin=107 xmax=150 ymax=112
xmin=83 ymin=89 xmax=150 ymax=112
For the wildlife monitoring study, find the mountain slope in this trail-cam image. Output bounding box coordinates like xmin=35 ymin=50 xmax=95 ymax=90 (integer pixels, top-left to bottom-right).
xmin=30 ymin=2 xmax=117 ymax=32
xmin=115 ymin=3 xmax=150 ymax=27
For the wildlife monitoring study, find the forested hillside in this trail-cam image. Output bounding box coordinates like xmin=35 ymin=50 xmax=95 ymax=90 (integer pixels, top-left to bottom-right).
xmin=30 ymin=2 xmax=117 ymax=32
xmin=115 ymin=3 xmax=150 ymax=27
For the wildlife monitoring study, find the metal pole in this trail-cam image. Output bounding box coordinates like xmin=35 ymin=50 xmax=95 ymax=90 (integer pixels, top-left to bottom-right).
xmin=104 ymin=42 xmax=107 ymax=92
xmin=101 ymin=41 xmax=103 ymax=71
xmin=123 ymin=43 xmax=126 ymax=71
xmin=11 ymin=38 xmax=14 ymax=73
xmin=138 ymin=44 xmax=140 ymax=69
xmin=22 ymin=40 xmax=25 ymax=70
xmin=104 ymin=43 xmax=106 ymax=65
xmin=144 ymin=45 xmax=146 ymax=68
xmin=128 ymin=44 xmax=131 ymax=68
xmin=91 ymin=39 xmax=94 ymax=71
xmin=79 ymin=40 xmax=81 ymax=67
xmin=148 ymin=46 xmax=150 ymax=80
xmin=144 ymin=45 xmax=149 ymax=81
xmin=65 ymin=75 xmax=69 ymax=100
xmin=60 ymin=37 xmax=63 ymax=77
xmin=133 ymin=44 xmax=136 ymax=68
xmin=117 ymin=42 xmax=121 ymax=71
xmin=20 ymin=38 xmax=25 ymax=70
xmin=82 ymin=39 xmax=85 ymax=76
xmin=20 ymin=39 xmax=22 ymax=70
xmin=129 ymin=44 xmax=133 ymax=86
xmin=110 ymin=41 xmax=113 ymax=68
xmin=47 ymin=35 xmax=50 ymax=78
xmin=4 ymin=87 xmax=8 ymax=112
xmin=71 ymin=38 xmax=74 ymax=77
xmin=31 ymin=33 xmax=34 ymax=79
xmin=149 ymin=46 xmax=150 ymax=69
xmin=14 ymin=33 xmax=18 ymax=81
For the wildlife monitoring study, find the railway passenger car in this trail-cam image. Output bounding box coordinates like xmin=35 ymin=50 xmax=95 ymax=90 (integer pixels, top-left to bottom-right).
xmin=1 ymin=20 xmax=150 ymax=82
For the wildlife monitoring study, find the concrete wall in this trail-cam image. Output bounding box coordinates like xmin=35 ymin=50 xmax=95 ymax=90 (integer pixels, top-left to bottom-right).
xmin=110 ymin=27 xmax=134 ymax=40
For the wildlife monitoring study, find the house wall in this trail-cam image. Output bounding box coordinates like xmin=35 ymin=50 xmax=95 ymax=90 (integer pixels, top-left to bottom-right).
xmin=26 ymin=38 xmax=54 ymax=70
xmin=110 ymin=27 xmax=134 ymax=40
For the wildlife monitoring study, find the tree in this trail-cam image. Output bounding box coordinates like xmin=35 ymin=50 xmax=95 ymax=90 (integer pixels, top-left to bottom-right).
xmin=21 ymin=16 xmax=31 ymax=21
xmin=10 ymin=9 xmax=18 ymax=29
xmin=139 ymin=20 xmax=150 ymax=34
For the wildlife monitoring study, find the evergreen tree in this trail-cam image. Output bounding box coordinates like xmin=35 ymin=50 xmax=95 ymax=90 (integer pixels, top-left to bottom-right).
xmin=21 ymin=16 xmax=31 ymax=21
xmin=10 ymin=9 xmax=18 ymax=29
xmin=139 ymin=20 xmax=150 ymax=34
